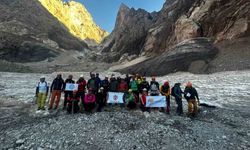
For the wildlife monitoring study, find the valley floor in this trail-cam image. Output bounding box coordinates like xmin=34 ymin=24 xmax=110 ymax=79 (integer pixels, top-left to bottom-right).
xmin=0 ymin=71 xmax=249 ymax=150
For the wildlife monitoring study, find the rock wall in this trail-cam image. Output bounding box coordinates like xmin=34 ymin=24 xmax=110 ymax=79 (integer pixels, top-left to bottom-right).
xmin=0 ymin=0 xmax=88 ymax=62
xmin=102 ymin=0 xmax=250 ymax=74
xmin=39 ymin=0 xmax=108 ymax=43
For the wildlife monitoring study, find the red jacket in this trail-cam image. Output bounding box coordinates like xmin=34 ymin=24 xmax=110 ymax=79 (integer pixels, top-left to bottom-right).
xmin=77 ymin=80 xmax=87 ymax=92
xmin=118 ymin=81 xmax=128 ymax=92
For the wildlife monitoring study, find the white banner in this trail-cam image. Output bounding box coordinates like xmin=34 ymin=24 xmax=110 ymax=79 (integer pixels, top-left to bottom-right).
xmin=65 ymin=83 xmax=78 ymax=91
xmin=107 ymin=92 xmax=124 ymax=104
xmin=146 ymin=96 xmax=166 ymax=107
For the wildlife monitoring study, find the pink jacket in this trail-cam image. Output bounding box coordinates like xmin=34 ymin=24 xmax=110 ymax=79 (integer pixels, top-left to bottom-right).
xmin=84 ymin=94 xmax=96 ymax=103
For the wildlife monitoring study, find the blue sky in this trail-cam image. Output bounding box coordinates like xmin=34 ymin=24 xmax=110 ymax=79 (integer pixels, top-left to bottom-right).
xmin=75 ymin=0 xmax=165 ymax=32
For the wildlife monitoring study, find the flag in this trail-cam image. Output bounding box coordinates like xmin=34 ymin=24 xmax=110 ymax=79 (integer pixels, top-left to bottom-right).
xmin=146 ymin=96 xmax=166 ymax=107
xmin=107 ymin=92 xmax=124 ymax=104
xmin=65 ymin=83 xmax=78 ymax=91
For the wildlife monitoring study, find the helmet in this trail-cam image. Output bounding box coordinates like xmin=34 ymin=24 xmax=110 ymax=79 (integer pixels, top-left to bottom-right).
xmin=128 ymin=89 xmax=133 ymax=93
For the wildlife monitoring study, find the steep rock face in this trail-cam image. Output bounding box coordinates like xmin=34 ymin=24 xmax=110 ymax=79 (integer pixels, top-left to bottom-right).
xmin=39 ymin=0 xmax=108 ymax=43
xmin=104 ymin=0 xmax=250 ymax=74
xmin=100 ymin=4 xmax=156 ymax=61
xmin=0 ymin=0 xmax=88 ymax=62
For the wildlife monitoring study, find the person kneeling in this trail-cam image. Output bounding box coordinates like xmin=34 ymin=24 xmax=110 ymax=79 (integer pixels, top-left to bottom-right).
xmin=67 ymin=91 xmax=80 ymax=114
xmin=125 ymin=89 xmax=137 ymax=110
xmin=84 ymin=88 xmax=96 ymax=113
xmin=140 ymin=88 xmax=150 ymax=112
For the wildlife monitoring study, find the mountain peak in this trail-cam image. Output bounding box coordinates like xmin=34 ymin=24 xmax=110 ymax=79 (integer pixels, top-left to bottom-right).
xmin=39 ymin=0 xmax=108 ymax=43
xmin=119 ymin=3 xmax=130 ymax=11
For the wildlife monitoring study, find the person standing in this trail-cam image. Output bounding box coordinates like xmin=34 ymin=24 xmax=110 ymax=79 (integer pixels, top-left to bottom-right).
xmin=63 ymin=75 xmax=75 ymax=110
xmin=35 ymin=76 xmax=49 ymax=110
xmin=129 ymin=76 xmax=139 ymax=102
xmin=149 ymin=77 xmax=160 ymax=96
xmin=95 ymin=73 xmax=101 ymax=93
xmin=139 ymin=77 xmax=150 ymax=93
xmin=109 ymin=76 xmax=118 ymax=92
xmin=172 ymin=83 xmax=184 ymax=115
xmin=118 ymin=78 xmax=128 ymax=93
xmin=160 ymin=81 xmax=171 ymax=114
xmin=49 ymin=74 xmax=64 ymax=110
xmin=87 ymin=74 xmax=97 ymax=94
xmin=125 ymin=74 xmax=131 ymax=86
xmin=77 ymin=75 xmax=86 ymax=112
xmin=100 ymin=76 xmax=110 ymax=105
xmin=96 ymin=87 xmax=106 ymax=112
xmin=184 ymin=82 xmax=200 ymax=117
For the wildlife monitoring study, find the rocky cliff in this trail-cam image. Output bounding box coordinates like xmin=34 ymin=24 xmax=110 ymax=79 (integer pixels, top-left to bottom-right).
xmin=101 ymin=0 xmax=250 ymax=75
xmin=39 ymin=0 xmax=108 ymax=43
xmin=0 ymin=0 xmax=89 ymax=63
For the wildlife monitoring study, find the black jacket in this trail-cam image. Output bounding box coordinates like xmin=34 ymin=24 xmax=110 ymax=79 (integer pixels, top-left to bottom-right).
xmin=184 ymin=87 xmax=199 ymax=101
xmin=173 ymin=83 xmax=183 ymax=99
xmin=51 ymin=78 xmax=64 ymax=91
xmin=139 ymin=81 xmax=150 ymax=92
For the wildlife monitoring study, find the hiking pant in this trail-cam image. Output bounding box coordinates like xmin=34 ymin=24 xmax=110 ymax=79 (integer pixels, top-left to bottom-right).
xmin=67 ymin=100 xmax=80 ymax=114
xmin=175 ymin=97 xmax=183 ymax=115
xmin=132 ymin=91 xmax=139 ymax=103
xmin=84 ymin=102 xmax=96 ymax=112
xmin=77 ymin=92 xmax=85 ymax=107
xmin=97 ymin=101 xmax=105 ymax=112
xmin=50 ymin=90 xmax=61 ymax=109
xmin=166 ymin=96 xmax=170 ymax=113
xmin=37 ymin=93 xmax=47 ymax=109
xmin=64 ymin=91 xmax=73 ymax=108
xmin=127 ymin=101 xmax=136 ymax=109
xmin=188 ymin=99 xmax=198 ymax=115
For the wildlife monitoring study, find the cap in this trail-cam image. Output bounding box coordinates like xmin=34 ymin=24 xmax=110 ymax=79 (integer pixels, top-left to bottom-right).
xmin=100 ymin=87 xmax=104 ymax=90
xmin=128 ymin=89 xmax=133 ymax=92
xmin=80 ymin=74 xmax=84 ymax=78
xmin=40 ymin=76 xmax=45 ymax=79
xmin=143 ymin=88 xmax=147 ymax=91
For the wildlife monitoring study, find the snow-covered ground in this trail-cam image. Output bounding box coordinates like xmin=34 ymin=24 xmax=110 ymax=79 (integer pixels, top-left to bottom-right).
xmin=1 ymin=70 xmax=249 ymax=110
xmin=0 ymin=71 xmax=250 ymax=150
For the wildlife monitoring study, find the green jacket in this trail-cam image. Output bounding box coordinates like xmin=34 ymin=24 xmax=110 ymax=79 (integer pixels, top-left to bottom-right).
xmin=130 ymin=80 xmax=138 ymax=91
xmin=125 ymin=93 xmax=135 ymax=103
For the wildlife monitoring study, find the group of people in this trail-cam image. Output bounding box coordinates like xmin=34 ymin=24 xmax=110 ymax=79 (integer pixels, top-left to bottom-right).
xmin=35 ymin=73 xmax=200 ymax=116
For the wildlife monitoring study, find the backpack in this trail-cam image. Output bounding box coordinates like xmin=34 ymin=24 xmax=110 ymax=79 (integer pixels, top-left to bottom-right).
xmin=171 ymin=87 xmax=176 ymax=97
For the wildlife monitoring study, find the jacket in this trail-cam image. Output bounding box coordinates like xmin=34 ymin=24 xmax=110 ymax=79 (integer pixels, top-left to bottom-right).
xmin=160 ymin=85 xmax=171 ymax=96
xmin=77 ymin=79 xmax=86 ymax=93
xmin=51 ymin=78 xmax=64 ymax=91
xmin=184 ymin=87 xmax=199 ymax=101
xmin=172 ymin=83 xmax=183 ymax=99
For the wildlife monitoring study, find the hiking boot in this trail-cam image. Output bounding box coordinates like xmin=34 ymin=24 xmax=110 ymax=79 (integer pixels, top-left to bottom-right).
xmin=54 ymin=106 xmax=58 ymax=110
xmin=37 ymin=108 xmax=41 ymax=110
xmin=48 ymin=107 xmax=52 ymax=110
xmin=62 ymin=106 xmax=66 ymax=110
xmin=41 ymin=107 xmax=46 ymax=111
